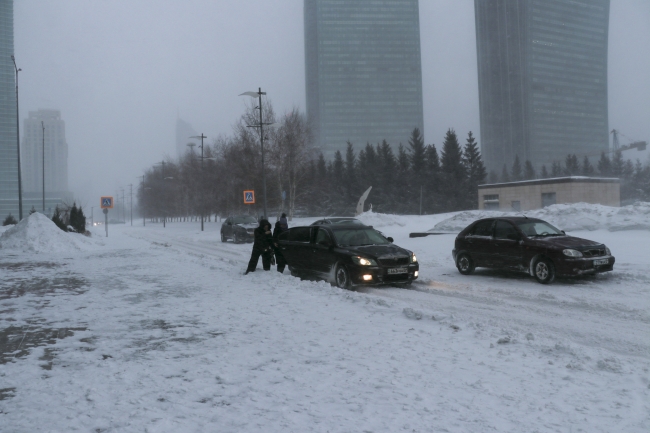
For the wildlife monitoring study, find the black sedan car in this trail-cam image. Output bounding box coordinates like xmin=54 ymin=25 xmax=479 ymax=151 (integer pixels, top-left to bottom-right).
xmin=310 ymin=217 xmax=364 ymax=226
xmin=452 ymin=217 xmax=615 ymax=284
xmin=220 ymin=215 xmax=258 ymax=243
xmin=278 ymin=224 xmax=418 ymax=289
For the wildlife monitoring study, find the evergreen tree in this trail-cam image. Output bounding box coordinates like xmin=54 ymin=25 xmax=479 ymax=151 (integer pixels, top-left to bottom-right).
xmin=397 ymin=144 xmax=410 ymax=180
xmin=501 ymin=164 xmax=510 ymax=182
xmin=69 ymin=203 xmax=79 ymax=232
xmin=376 ymin=140 xmax=397 ymax=211
xmin=440 ymin=129 xmax=466 ymax=211
xmin=511 ymin=155 xmax=523 ymax=181
xmin=551 ymin=161 xmax=562 ymax=177
xmin=2 ymin=214 xmax=17 ymax=226
xmin=407 ymin=128 xmax=426 ymax=180
xmin=564 ymin=154 xmax=579 ymax=176
xmin=597 ymin=152 xmax=612 ymax=176
xmin=29 ymin=206 xmax=37 ymax=215
xmin=344 ymin=141 xmax=357 ymax=201
xmin=524 ymin=160 xmax=536 ymax=180
xmin=611 ymin=150 xmax=624 ymax=177
xmin=581 ymin=156 xmax=595 ymax=176
xmin=540 ymin=165 xmax=549 ymax=178
xmin=51 ymin=206 xmax=67 ymax=232
xmin=462 ymin=132 xmax=486 ymax=210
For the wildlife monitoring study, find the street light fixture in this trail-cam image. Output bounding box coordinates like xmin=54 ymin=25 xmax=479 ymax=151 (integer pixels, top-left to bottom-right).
xmin=239 ymin=88 xmax=281 ymax=220
xmin=11 ymin=55 xmax=23 ymax=220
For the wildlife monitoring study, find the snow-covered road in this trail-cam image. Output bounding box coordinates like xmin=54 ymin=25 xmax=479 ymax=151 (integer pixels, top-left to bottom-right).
xmin=1 ymin=211 xmax=648 ymax=432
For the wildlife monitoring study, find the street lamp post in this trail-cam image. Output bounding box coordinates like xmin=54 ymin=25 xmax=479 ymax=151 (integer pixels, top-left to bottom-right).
xmin=190 ymin=134 xmax=207 ymax=231
xmin=240 ymin=88 xmax=280 ymax=220
xmin=11 ymin=55 xmax=23 ymax=220
xmin=42 ymin=121 xmax=45 ymax=212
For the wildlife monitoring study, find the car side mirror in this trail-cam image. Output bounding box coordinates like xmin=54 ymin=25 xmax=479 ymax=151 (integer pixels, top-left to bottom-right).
xmin=387 ymin=237 xmax=394 ymax=243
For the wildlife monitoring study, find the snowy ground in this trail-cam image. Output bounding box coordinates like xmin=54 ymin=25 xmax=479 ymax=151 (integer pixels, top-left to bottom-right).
xmin=1 ymin=208 xmax=649 ymax=432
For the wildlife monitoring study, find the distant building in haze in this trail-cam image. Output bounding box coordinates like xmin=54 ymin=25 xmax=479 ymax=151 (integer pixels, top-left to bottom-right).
xmin=176 ymin=117 xmax=199 ymax=160
xmin=22 ymin=109 xmax=69 ymax=195
xmin=474 ymin=0 xmax=610 ymax=174
xmin=304 ymin=0 xmax=424 ymax=159
xmin=0 ymin=0 xmax=18 ymax=219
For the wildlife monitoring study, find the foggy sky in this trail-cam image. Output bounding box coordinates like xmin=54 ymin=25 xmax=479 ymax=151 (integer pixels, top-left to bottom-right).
xmin=13 ymin=0 xmax=650 ymax=209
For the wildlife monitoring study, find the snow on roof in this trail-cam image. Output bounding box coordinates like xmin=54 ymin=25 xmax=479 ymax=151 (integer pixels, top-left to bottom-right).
xmin=430 ymin=201 xmax=650 ymax=233
xmin=479 ymin=176 xmax=620 ymax=188
xmin=0 ymin=212 xmax=97 ymax=253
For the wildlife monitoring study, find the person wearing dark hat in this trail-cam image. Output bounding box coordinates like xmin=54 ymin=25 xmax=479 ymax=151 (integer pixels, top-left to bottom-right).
xmin=245 ymin=219 xmax=273 ymax=274
xmin=272 ymin=213 xmax=289 ymax=273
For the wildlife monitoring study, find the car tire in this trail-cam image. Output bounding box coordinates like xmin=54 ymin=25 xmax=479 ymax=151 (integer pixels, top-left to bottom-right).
xmin=456 ymin=253 xmax=475 ymax=275
xmin=335 ymin=264 xmax=351 ymax=290
xmin=221 ymin=232 xmax=227 ymax=243
xmin=533 ymin=257 xmax=555 ymax=284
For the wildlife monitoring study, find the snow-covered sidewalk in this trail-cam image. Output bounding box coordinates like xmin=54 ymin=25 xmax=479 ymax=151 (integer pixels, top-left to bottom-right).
xmin=1 ymin=212 xmax=648 ymax=432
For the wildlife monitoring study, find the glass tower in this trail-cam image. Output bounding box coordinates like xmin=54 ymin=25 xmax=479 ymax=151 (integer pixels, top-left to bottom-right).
xmin=304 ymin=0 xmax=424 ymax=159
xmin=0 ymin=0 xmax=18 ymax=220
xmin=474 ymin=0 xmax=610 ymax=173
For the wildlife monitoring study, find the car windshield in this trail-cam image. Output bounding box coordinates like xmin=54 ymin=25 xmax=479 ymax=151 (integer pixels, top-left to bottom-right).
xmin=515 ymin=220 xmax=564 ymax=237
xmin=233 ymin=216 xmax=257 ymax=225
xmin=331 ymin=228 xmax=390 ymax=246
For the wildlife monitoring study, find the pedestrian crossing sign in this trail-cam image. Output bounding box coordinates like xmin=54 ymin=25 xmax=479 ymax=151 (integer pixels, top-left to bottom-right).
xmin=243 ymin=190 xmax=255 ymax=204
xmin=100 ymin=196 xmax=114 ymax=209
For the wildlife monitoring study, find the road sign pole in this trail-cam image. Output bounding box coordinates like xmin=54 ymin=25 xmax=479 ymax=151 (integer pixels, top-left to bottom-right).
xmin=104 ymin=208 xmax=108 ymax=237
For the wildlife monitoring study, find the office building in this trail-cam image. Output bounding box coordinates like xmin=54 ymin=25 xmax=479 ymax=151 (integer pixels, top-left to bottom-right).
xmin=304 ymin=0 xmax=424 ymax=158
xmin=0 ymin=0 xmax=18 ymax=220
xmin=474 ymin=0 xmax=610 ymax=173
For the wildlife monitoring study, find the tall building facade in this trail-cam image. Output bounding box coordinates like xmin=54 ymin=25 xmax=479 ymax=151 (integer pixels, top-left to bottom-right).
xmin=304 ymin=0 xmax=424 ymax=158
xmin=22 ymin=109 xmax=69 ymax=196
xmin=474 ymin=0 xmax=610 ymax=173
xmin=0 ymin=0 xmax=18 ymax=219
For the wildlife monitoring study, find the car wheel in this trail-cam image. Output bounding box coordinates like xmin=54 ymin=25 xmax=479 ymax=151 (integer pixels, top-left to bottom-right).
xmin=456 ymin=253 xmax=475 ymax=275
xmin=335 ymin=264 xmax=351 ymax=290
xmin=533 ymin=257 xmax=555 ymax=284
xmin=220 ymin=231 xmax=226 ymax=243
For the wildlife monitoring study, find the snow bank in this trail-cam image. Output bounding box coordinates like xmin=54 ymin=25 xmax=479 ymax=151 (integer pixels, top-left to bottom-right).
xmin=0 ymin=212 xmax=97 ymax=253
xmin=430 ymin=202 xmax=650 ymax=233
xmin=356 ymin=210 xmax=409 ymax=228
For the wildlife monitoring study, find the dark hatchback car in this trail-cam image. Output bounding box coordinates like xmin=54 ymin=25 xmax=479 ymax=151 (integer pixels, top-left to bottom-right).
xmin=278 ymin=224 xmax=418 ymax=289
xmin=220 ymin=215 xmax=258 ymax=243
xmin=452 ymin=217 xmax=615 ymax=284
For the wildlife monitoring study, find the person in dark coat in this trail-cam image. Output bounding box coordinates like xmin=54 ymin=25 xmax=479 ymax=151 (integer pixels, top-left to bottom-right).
xmin=272 ymin=213 xmax=289 ymax=273
xmin=245 ymin=219 xmax=273 ymax=274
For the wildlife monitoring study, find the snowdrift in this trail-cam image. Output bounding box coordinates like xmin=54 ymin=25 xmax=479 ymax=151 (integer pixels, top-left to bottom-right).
xmin=430 ymin=202 xmax=650 ymax=233
xmin=0 ymin=212 xmax=97 ymax=253
xmin=356 ymin=210 xmax=409 ymax=228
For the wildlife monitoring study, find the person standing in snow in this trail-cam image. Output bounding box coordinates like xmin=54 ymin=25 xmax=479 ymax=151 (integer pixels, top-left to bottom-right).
xmin=272 ymin=213 xmax=289 ymax=273
xmin=245 ymin=219 xmax=273 ymax=274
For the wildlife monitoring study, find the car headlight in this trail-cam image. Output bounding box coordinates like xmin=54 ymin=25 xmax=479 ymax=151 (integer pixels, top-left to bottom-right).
xmin=410 ymin=253 xmax=417 ymax=263
xmin=605 ymin=246 xmax=611 ymax=256
xmin=351 ymin=256 xmax=377 ymax=266
xmin=563 ymin=249 xmax=583 ymax=258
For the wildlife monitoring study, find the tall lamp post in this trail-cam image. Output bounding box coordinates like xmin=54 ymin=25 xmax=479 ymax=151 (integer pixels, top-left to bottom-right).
xmin=41 ymin=121 xmax=45 ymax=212
xmin=11 ymin=55 xmax=23 ymax=220
xmin=239 ymin=88 xmax=279 ymax=220
xmin=189 ymin=134 xmax=209 ymax=231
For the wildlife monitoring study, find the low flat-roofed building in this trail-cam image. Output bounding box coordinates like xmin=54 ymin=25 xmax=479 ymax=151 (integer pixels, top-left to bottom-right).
xmin=478 ymin=177 xmax=620 ymax=211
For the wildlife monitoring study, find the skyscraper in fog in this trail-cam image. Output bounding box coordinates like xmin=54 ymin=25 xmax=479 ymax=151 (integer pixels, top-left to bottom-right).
xmin=0 ymin=0 xmax=18 ymax=219
xmin=304 ymin=0 xmax=424 ymax=158
xmin=22 ymin=110 xmax=69 ymax=196
xmin=474 ymin=0 xmax=610 ymax=173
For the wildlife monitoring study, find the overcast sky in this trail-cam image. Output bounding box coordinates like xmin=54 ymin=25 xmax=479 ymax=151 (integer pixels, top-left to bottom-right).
xmin=14 ymin=0 xmax=650 ymax=208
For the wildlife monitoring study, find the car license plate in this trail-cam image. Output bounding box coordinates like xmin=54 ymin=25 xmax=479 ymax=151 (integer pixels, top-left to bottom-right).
xmin=594 ymin=259 xmax=608 ymax=266
xmin=387 ymin=267 xmax=408 ymax=274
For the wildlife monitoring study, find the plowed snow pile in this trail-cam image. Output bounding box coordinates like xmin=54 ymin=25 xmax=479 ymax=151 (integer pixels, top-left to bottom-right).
xmin=430 ymin=201 xmax=650 ymax=233
xmin=356 ymin=210 xmax=409 ymax=228
xmin=0 ymin=212 xmax=96 ymax=253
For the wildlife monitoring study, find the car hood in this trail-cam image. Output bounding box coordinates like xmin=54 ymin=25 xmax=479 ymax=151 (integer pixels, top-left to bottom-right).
xmin=236 ymin=223 xmax=258 ymax=230
xmin=527 ymin=235 xmax=603 ymax=249
xmin=349 ymin=244 xmax=411 ymax=259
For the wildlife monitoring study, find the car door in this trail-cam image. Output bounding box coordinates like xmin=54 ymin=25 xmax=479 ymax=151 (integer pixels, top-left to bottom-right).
xmin=492 ymin=220 xmax=523 ymax=269
xmin=278 ymin=227 xmax=313 ymax=271
xmin=310 ymin=227 xmax=337 ymax=276
xmin=464 ymin=219 xmax=495 ymax=267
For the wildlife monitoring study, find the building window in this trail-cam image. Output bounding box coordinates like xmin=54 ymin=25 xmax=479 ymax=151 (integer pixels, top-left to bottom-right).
xmin=542 ymin=192 xmax=556 ymax=208
xmin=484 ymin=194 xmax=499 ymax=210
xmin=512 ymin=201 xmax=521 ymax=212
